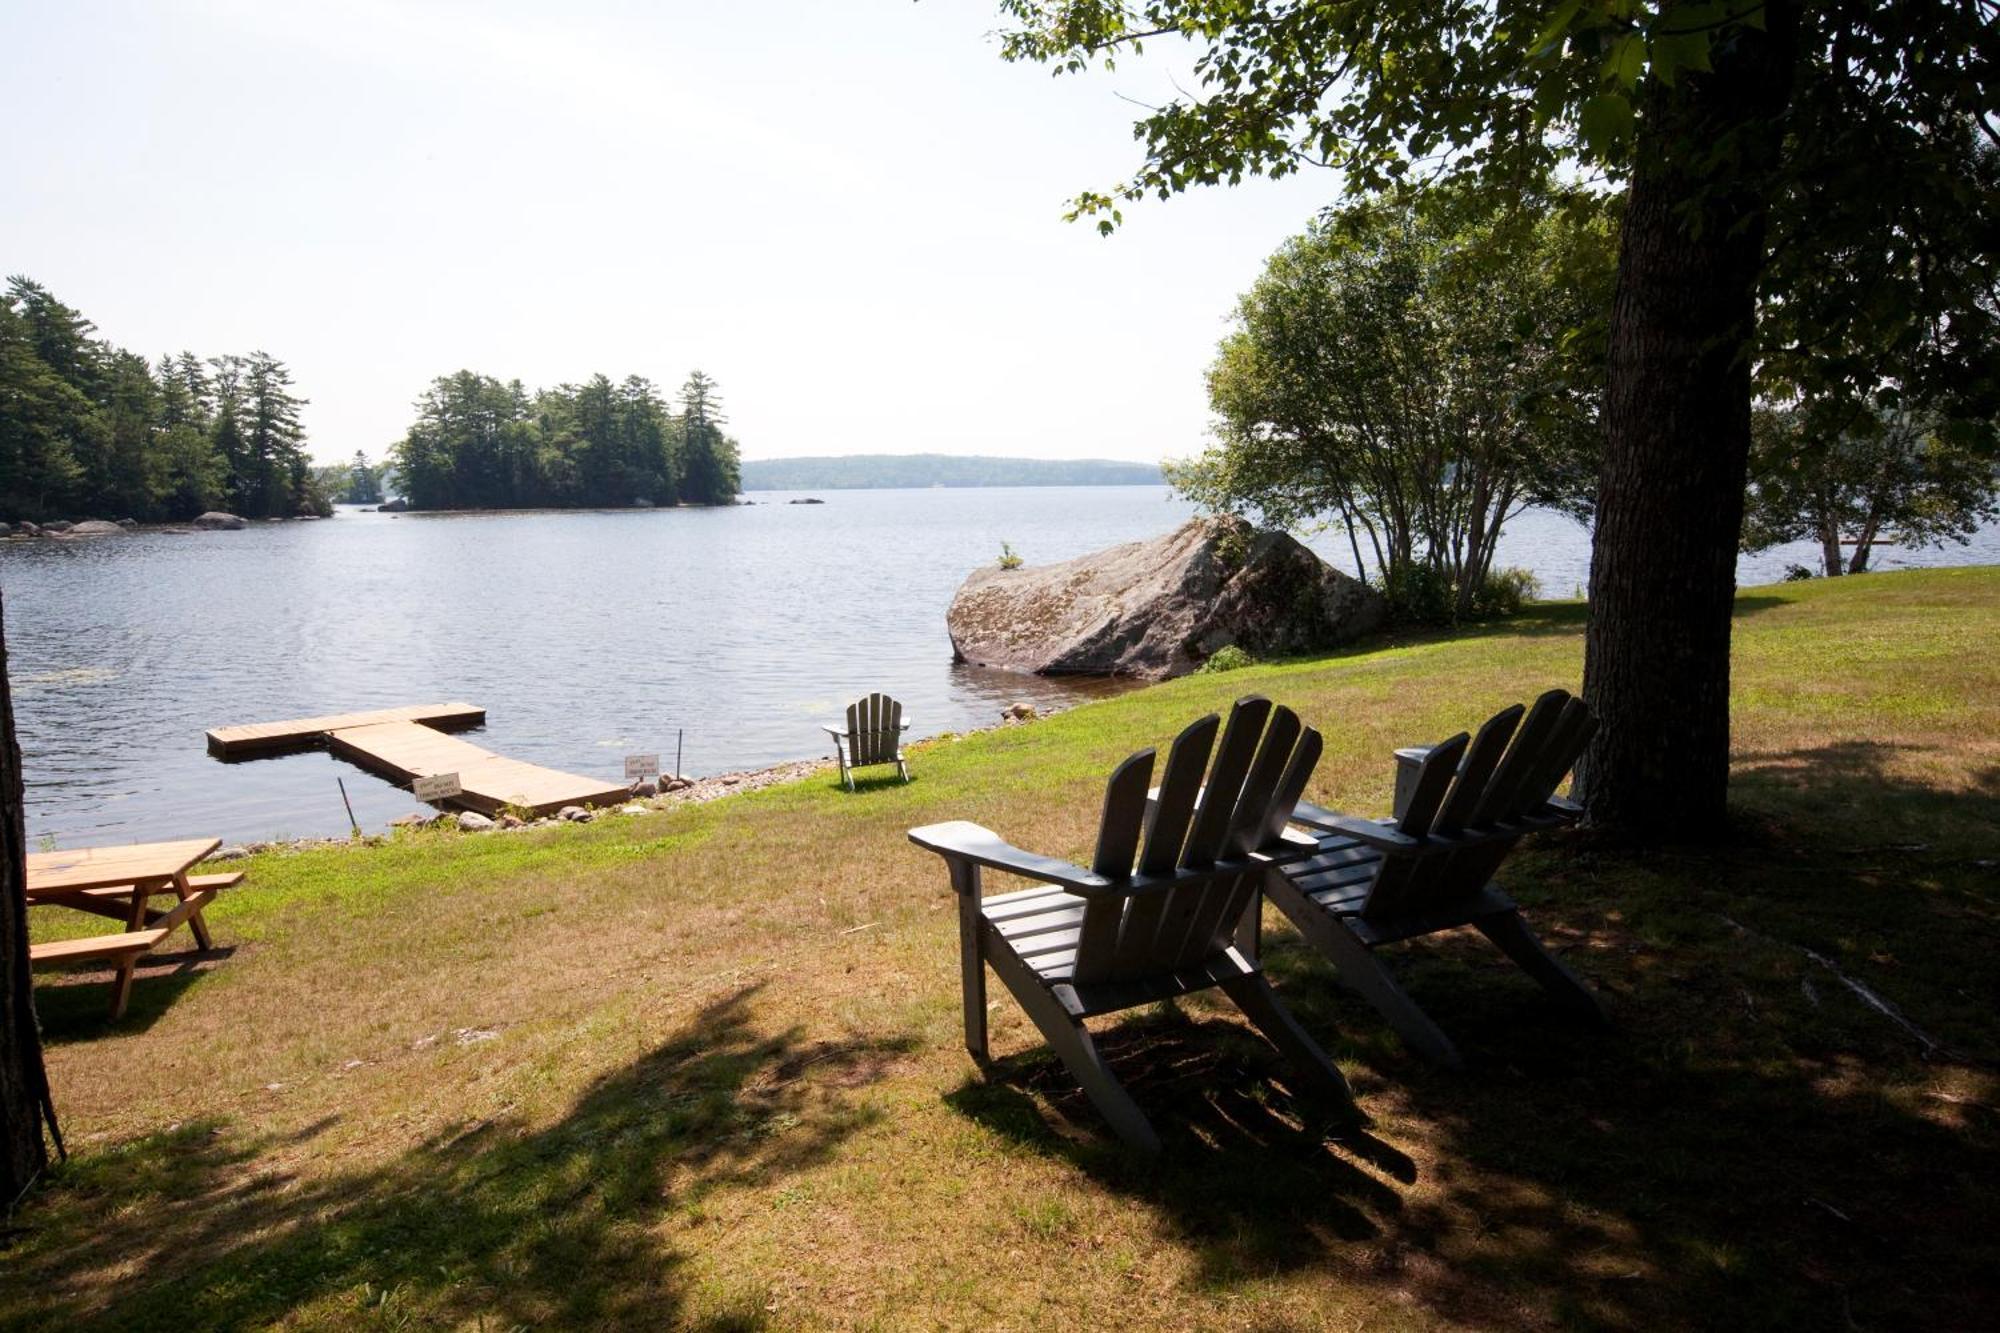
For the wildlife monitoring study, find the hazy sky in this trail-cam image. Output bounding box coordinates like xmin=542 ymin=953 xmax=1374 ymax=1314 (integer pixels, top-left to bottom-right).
xmin=3 ymin=1 xmax=1340 ymax=464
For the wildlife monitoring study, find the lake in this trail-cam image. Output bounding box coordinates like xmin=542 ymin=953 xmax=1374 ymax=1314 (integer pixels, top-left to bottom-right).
xmin=5 ymin=486 xmax=1996 ymax=847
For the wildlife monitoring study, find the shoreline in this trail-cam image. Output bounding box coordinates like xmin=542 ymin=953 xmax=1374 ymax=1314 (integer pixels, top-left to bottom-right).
xmin=201 ymin=705 xmax=1059 ymax=860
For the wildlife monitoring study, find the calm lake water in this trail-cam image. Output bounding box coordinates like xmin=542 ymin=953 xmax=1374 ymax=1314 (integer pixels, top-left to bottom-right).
xmin=5 ymin=486 xmax=1997 ymax=847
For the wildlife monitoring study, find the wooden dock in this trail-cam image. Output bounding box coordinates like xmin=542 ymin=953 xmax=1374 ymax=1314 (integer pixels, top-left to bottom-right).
xmin=207 ymin=704 xmax=629 ymax=817
xmin=207 ymin=703 xmax=486 ymax=757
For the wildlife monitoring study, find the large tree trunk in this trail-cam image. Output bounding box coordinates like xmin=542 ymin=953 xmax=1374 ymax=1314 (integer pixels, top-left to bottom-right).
xmin=1576 ymin=5 xmax=1802 ymax=838
xmin=2 ymin=591 xmax=57 ymax=1207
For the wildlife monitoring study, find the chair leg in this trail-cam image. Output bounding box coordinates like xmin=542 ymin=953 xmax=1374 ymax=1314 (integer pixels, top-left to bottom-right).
xmin=897 ymin=758 xmax=910 ymax=783
xmin=1265 ymin=880 xmax=1462 ymax=1067
xmin=1475 ymin=910 xmax=1605 ymax=1023
xmin=958 ymin=894 xmax=988 ymax=1062
xmin=985 ymin=942 xmax=1161 ymax=1153
xmin=1219 ymin=970 xmax=1363 ymax=1122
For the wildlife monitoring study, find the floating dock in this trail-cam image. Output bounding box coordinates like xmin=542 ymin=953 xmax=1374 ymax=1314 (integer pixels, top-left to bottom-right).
xmin=206 ymin=703 xmax=629 ymax=817
xmin=207 ymin=703 xmax=487 ymax=757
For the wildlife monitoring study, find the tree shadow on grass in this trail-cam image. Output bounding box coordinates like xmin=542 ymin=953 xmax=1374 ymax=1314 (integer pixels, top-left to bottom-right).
xmin=946 ymin=739 xmax=2000 ymax=1327
xmin=6 ymin=984 xmax=915 ymax=1330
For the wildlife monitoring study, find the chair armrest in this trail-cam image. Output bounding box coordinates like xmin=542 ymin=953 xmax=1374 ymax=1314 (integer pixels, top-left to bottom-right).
xmin=1288 ymin=800 xmax=1424 ymax=852
xmin=821 ymin=725 xmax=848 ymax=739
xmin=907 ymin=821 xmax=1111 ymax=896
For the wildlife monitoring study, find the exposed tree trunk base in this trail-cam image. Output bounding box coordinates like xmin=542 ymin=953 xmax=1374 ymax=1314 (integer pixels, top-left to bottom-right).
xmin=2 ymin=591 xmax=59 ymax=1208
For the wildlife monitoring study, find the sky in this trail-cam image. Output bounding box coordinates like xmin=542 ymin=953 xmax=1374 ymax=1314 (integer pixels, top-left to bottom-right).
xmin=1 ymin=0 xmax=1342 ymax=465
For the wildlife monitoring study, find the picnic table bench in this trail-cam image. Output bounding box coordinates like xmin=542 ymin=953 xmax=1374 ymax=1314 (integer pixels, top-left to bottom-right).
xmin=25 ymin=838 xmax=238 ymax=1019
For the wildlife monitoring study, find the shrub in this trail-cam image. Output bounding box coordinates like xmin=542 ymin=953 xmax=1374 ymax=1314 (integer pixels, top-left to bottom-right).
xmin=998 ymin=542 xmax=1023 ymax=570
xmin=1782 ymin=563 xmax=1816 ymax=581
xmin=1197 ymin=644 xmax=1256 ymax=674
xmin=1378 ymin=563 xmax=1540 ymax=625
xmin=1468 ymin=566 xmax=1541 ymax=618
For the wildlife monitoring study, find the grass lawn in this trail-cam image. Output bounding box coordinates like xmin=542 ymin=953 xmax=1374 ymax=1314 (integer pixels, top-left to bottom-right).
xmin=5 ymin=567 xmax=1997 ymax=1330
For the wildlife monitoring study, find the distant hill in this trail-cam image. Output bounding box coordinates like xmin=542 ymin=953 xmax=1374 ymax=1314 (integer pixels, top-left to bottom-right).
xmin=740 ymin=454 xmax=1164 ymax=490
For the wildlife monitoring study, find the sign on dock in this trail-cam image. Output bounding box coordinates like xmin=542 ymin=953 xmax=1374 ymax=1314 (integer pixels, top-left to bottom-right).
xmin=413 ymin=772 xmax=463 ymax=803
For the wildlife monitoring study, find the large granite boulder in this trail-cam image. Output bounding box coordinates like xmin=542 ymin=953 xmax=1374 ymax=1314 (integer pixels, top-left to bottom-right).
xmin=193 ymin=511 xmax=248 ymax=530
xmin=947 ymin=516 xmax=1384 ymax=679
xmin=67 ymin=519 xmax=126 ymax=536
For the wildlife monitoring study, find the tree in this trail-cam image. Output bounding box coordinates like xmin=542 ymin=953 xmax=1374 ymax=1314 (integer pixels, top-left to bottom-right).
xmin=344 ymin=451 xmax=383 ymax=505
xmin=152 ymin=354 xmax=224 ymax=517
xmin=1746 ymin=123 xmax=2000 ymax=576
xmin=994 ymin=1 xmax=1995 ymax=838
xmin=1 ymin=593 xmax=61 ymax=1208
xmin=1745 ymin=405 xmax=1999 ymax=576
xmin=0 ymin=287 xmax=87 ymax=519
xmin=1171 ymin=184 xmax=1613 ymax=618
xmin=677 ymin=370 xmax=740 ymax=505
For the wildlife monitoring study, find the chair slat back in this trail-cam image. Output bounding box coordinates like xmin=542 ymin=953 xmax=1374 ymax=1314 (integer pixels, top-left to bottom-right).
xmin=1392 ymin=731 xmax=1470 ymax=839
xmin=846 ymin=692 xmax=902 ymax=766
xmin=1364 ymin=733 xmax=1468 ymax=919
xmin=1072 ymin=697 xmax=1321 ymax=985
xmin=1518 ymin=698 xmax=1597 ymax=813
xmin=1181 ymin=696 xmax=1272 ymax=866
xmin=1469 ymin=689 xmax=1569 ymax=827
xmin=1431 ymin=704 xmax=1524 ymax=837
xmin=1359 ymin=691 xmax=1595 ymax=923
xmin=1074 ymin=749 xmax=1156 ymax=977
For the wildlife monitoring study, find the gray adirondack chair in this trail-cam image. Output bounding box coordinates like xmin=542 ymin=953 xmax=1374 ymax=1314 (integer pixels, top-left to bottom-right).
xmin=909 ymin=696 xmax=1361 ymax=1153
xmin=1268 ymin=688 xmax=1605 ymax=1068
xmin=824 ymin=692 xmax=910 ymax=791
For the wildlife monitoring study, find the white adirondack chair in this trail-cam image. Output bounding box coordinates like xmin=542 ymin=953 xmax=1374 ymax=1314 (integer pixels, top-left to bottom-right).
xmin=1271 ymin=688 xmax=1606 ymax=1066
xmin=824 ymin=692 xmax=911 ymax=791
xmin=909 ymin=695 xmax=1361 ymax=1153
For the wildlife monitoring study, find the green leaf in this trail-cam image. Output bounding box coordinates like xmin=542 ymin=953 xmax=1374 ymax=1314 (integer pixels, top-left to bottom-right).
xmin=1650 ymin=30 xmax=1712 ymax=87
xmin=1578 ymin=92 xmax=1633 ymax=158
xmin=1530 ymin=0 xmax=1582 ymax=55
xmin=1603 ymin=33 xmax=1646 ymax=89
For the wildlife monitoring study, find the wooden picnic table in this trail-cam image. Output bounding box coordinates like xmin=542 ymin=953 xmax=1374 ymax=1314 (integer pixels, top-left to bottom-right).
xmin=25 ymin=837 xmax=240 ymax=1019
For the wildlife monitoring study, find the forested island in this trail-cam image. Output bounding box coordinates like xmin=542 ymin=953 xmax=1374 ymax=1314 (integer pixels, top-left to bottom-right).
xmin=740 ymin=454 xmax=1162 ymax=490
xmin=1 ymin=276 xmax=325 ymax=522
xmin=390 ymin=370 xmax=739 ymax=510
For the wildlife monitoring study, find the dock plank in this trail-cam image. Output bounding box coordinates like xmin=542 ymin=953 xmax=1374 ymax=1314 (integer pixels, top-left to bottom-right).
xmin=327 ymin=721 xmax=629 ymax=817
xmin=207 ymin=703 xmax=486 ymax=757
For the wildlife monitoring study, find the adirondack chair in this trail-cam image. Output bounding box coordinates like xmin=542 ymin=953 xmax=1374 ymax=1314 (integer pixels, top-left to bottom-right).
xmin=824 ymin=692 xmax=911 ymax=791
xmin=1267 ymin=688 xmax=1605 ymax=1068
xmin=909 ymin=696 xmax=1361 ymax=1153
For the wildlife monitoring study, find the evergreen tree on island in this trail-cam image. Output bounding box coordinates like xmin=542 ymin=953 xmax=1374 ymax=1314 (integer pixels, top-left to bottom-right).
xmin=676 ymin=370 xmax=740 ymax=506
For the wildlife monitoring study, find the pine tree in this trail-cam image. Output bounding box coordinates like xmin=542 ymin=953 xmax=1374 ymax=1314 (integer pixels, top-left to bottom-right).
xmin=677 ymin=370 xmax=739 ymax=505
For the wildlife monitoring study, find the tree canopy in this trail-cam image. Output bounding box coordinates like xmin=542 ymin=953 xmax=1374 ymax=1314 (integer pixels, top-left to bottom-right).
xmin=994 ymin=0 xmax=1997 ymax=837
xmin=1 ymin=277 xmax=327 ymax=521
xmin=1171 ymin=184 xmax=1615 ymax=617
xmin=390 ymin=368 xmax=741 ymax=511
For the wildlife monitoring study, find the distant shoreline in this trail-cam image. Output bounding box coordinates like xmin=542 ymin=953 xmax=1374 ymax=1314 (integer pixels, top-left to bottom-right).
xmin=740 ymin=453 xmax=1164 ymax=490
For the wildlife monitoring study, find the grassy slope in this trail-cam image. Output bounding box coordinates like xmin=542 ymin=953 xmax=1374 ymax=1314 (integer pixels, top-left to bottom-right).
xmin=5 ymin=568 xmax=1997 ymax=1330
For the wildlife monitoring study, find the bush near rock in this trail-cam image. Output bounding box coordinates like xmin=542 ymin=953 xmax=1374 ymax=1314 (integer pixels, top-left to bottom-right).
xmin=193 ymin=511 xmax=248 ymax=530
xmin=946 ymin=515 xmax=1384 ymax=680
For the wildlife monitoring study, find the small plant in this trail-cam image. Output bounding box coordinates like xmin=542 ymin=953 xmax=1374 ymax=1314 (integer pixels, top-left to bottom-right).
xmin=997 ymin=541 xmax=1023 ymax=570
xmin=1782 ymin=563 xmax=1816 ymax=581
xmin=1468 ymin=566 xmax=1542 ymax=619
xmin=1197 ymin=644 xmax=1256 ymax=674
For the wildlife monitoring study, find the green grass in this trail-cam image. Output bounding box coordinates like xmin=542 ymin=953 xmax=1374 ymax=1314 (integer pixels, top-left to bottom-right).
xmin=6 ymin=567 xmax=1998 ymax=1329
